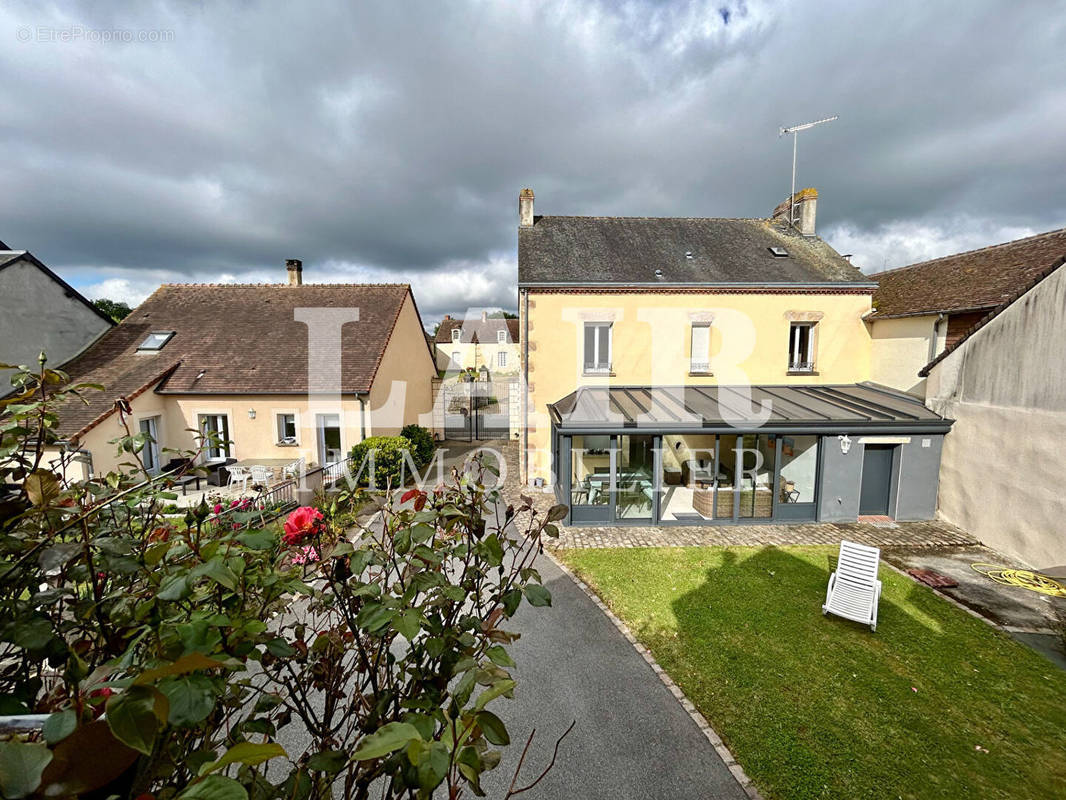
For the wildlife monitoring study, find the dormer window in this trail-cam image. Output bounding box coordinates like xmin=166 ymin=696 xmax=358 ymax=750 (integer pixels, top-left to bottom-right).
xmin=451 ymin=328 xmax=460 ymax=343
xmin=497 ymin=330 xmax=507 ymax=344
xmin=137 ymin=331 xmax=175 ymax=351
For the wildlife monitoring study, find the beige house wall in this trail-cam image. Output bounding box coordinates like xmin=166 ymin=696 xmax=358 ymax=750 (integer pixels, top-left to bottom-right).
xmin=926 ymin=262 xmax=1066 ymax=568
xmin=366 ymin=294 xmax=436 ymax=435
xmin=435 ymin=341 xmax=520 ymax=376
xmin=868 ymin=314 xmax=943 ymax=397
xmin=522 ymin=290 xmax=873 ymax=484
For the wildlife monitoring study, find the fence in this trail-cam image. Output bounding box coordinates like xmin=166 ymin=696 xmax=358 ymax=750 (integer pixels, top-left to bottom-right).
xmin=204 ymin=478 xmax=297 ymax=533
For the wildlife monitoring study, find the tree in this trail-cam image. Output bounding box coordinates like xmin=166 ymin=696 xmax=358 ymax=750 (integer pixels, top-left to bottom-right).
xmin=487 ymin=311 xmax=517 ymax=319
xmin=93 ymin=298 xmax=132 ymax=321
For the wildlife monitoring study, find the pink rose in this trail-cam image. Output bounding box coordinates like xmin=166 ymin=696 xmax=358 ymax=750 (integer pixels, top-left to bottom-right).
xmin=283 ymin=506 xmax=325 ymax=546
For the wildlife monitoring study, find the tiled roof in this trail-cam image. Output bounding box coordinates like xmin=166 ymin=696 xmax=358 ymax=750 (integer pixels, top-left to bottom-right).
xmin=919 ymin=255 xmax=1066 ymax=377
xmin=54 ymin=283 xmax=417 ymax=438
xmin=868 ymin=227 xmax=1066 ymax=319
xmin=518 ymin=216 xmax=869 ymax=286
xmin=435 ymin=316 xmax=519 ymax=344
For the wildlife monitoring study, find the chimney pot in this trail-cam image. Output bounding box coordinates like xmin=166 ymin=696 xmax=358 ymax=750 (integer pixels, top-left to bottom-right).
xmin=443 ymin=314 xmax=451 ymax=321
xmin=286 ymin=259 xmax=303 ymax=286
xmin=771 ymin=188 xmax=817 ymax=236
xmin=519 ymin=188 xmax=534 ymax=227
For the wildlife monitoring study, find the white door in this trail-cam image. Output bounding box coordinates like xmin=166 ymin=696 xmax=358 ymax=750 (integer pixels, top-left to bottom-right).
xmin=316 ymin=414 xmax=342 ymax=465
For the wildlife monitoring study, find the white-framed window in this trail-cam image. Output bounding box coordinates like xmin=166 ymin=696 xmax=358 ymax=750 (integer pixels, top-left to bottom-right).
xmin=451 ymin=350 xmax=461 ymax=367
xmin=583 ymin=322 xmax=612 ymax=374
xmin=198 ymin=413 xmax=231 ymax=461
xmin=690 ymin=323 xmax=711 ymax=373
xmin=497 ymin=329 xmax=507 ymax=343
xmin=276 ymin=412 xmax=297 ymax=444
xmin=451 ymin=328 xmax=461 ymax=342
xmin=788 ymin=322 xmax=815 ymax=372
xmin=497 ymin=350 xmax=508 ymax=368
xmin=138 ymin=416 xmax=161 ymax=473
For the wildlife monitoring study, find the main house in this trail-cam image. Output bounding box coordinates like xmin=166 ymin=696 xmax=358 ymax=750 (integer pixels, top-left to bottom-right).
xmin=0 ymin=242 xmax=113 ymax=391
xmin=517 ymin=188 xmax=953 ymax=526
xmin=866 ymin=227 xmax=1066 ymax=397
xmin=433 ymin=312 xmax=520 ymax=376
xmin=48 ymin=261 xmax=436 ymax=481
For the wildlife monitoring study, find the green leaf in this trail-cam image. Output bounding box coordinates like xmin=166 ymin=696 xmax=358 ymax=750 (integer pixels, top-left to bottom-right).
xmin=198 ymin=741 xmax=287 ymax=776
xmin=158 ymin=574 xmax=191 ymax=601
xmin=350 ymin=721 xmax=422 ymax=761
xmin=266 ymin=638 xmax=296 ymax=657
xmin=0 ymin=742 xmax=52 ymax=799
xmin=546 ymin=504 xmax=568 ymax=522
xmin=355 ymin=602 xmax=396 ymax=633
xmin=196 ymin=558 xmax=238 ymax=591
xmin=306 ymin=749 xmax=347 ymax=774
xmin=393 ymin=610 xmax=421 ymax=640
xmin=8 ymin=616 xmax=56 ymax=651
xmin=501 ymin=589 xmax=522 ymax=616
xmin=476 ymin=710 xmax=509 ymax=746
xmin=42 ymin=709 xmax=77 ymax=745
xmin=485 ymin=645 xmax=515 ymax=668
xmin=473 ymin=679 xmax=516 ymax=712
xmin=134 ymin=652 xmax=225 ymax=685
xmin=177 ymin=775 xmax=249 ymax=800
xmin=105 ymin=685 xmax=169 ymax=755
xmin=523 ymin=584 xmax=552 ymax=608
xmin=237 ymin=529 xmax=276 ymax=550
xmin=160 ymin=674 xmax=216 ymax=726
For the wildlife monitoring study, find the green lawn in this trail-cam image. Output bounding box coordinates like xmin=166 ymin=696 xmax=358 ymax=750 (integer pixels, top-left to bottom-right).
xmin=559 ymin=546 xmax=1066 ymax=800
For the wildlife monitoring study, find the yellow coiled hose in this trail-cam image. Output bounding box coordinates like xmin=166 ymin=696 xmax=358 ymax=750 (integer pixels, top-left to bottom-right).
xmin=970 ymin=563 xmax=1066 ymax=598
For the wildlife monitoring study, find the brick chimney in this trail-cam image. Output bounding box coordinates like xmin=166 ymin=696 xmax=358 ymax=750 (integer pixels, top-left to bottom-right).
xmin=286 ymin=259 xmax=303 ymax=285
xmin=442 ymin=314 xmax=451 ymax=321
xmin=519 ymin=188 xmax=534 ymax=227
xmin=771 ymin=188 xmax=817 ymax=236
xmin=481 ymin=310 xmax=488 ymax=323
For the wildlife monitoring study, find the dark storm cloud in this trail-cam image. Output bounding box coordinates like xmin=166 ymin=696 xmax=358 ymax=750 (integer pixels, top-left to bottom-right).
xmin=0 ymin=1 xmax=1063 ymax=320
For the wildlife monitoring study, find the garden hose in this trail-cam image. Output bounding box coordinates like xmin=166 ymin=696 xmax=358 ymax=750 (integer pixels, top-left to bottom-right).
xmin=970 ymin=563 xmax=1066 ymax=598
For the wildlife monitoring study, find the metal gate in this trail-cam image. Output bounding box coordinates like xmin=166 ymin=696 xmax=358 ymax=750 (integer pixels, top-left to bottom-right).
xmin=442 ymin=380 xmax=511 ymax=441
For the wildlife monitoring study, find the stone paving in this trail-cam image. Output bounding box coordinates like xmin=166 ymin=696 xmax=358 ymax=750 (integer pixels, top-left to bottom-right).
xmin=439 ymin=440 xmax=979 ymax=551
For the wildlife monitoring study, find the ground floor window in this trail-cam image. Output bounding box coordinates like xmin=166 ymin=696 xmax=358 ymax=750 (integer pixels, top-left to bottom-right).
xmin=198 ymin=414 xmax=231 ymax=461
xmin=138 ymin=416 xmax=161 ymax=473
xmin=276 ymin=413 xmax=297 ymax=443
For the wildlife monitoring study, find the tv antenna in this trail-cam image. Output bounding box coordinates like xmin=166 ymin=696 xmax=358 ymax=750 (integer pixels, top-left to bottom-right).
xmin=779 ymin=115 xmax=837 ymax=227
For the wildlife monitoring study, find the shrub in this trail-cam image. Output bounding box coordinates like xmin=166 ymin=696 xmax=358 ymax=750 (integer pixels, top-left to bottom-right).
xmin=0 ymin=356 xmax=568 ymax=799
xmin=348 ymin=434 xmax=414 ymax=488
xmin=400 ymin=423 xmax=435 ymax=466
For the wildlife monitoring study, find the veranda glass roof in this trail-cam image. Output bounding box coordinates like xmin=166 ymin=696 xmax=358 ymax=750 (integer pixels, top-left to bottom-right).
xmin=548 ymin=383 xmax=953 ymax=433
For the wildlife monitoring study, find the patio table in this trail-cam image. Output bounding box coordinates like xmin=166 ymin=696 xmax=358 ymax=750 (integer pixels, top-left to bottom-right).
xmin=231 ymin=458 xmax=302 ymax=483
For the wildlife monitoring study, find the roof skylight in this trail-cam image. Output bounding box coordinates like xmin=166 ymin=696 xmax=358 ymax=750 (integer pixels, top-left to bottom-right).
xmin=768 ymin=246 xmax=789 ymax=257
xmin=137 ymin=331 xmax=175 ymax=351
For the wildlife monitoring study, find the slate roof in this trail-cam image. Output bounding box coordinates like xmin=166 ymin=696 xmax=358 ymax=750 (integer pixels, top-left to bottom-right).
xmin=0 ymin=250 xmax=115 ymax=327
xmin=435 ymin=316 xmax=519 ymax=344
xmin=549 ymin=383 xmax=951 ymax=432
xmin=54 ymin=283 xmax=422 ymax=439
xmin=868 ymin=227 xmax=1066 ymax=319
xmin=518 ymin=216 xmax=869 ymax=286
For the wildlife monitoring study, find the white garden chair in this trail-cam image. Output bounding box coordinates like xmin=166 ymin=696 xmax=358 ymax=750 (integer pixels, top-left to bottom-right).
xmin=282 ymin=457 xmax=305 ymax=481
xmin=227 ymin=465 xmax=250 ymax=492
xmin=822 ymin=540 xmax=883 ymax=631
xmin=249 ymin=465 xmax=273 ymax=487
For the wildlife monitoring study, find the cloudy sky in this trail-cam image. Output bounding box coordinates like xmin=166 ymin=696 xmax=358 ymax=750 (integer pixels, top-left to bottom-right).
xmin=1 ymin=1 xmax=1064 ymax=323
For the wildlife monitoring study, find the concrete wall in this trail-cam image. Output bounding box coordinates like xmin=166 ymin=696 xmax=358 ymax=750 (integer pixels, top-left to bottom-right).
xmin=868 ymin=314 xmax=941 ymax=396
xmin=926 ymin=262 xmax=1066 ymax=567
xmin=523 ymin=290 xmax=874 ymax=484
xmin=0 ymin=257 xmax=111 ymax=389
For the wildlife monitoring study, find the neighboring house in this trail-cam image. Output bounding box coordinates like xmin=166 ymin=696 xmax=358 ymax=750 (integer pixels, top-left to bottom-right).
xmin=0 ymin=245 xmax=113 ymax=390
xmin=866 ymin=227 xmax=1066 ymax=396
xmin=434 ymin=312 xmax=520 ymax=376
xmin=46 ymin=261 xmax=436 ymax=480
xmin=517 ymin=187 xmax=953 ymax=526
xmin=922 ymin=253 xmax=1066 ymax=569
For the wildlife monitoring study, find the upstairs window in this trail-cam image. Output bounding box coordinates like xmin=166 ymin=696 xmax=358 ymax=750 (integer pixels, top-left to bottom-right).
xmin=583 ymin=322 xmax=612 ymax=374
xmin=788 ymin=322 xmax=815 ymax=373
xmin=451 ymin=328 xmax=461 ymax=343
xmin=690 ymin=323 xmax=711 ymax=374
xmin=497 ymin=329 xmax=507 ymax=344
xmin=137 ymin=331 xmax=175 ymax=351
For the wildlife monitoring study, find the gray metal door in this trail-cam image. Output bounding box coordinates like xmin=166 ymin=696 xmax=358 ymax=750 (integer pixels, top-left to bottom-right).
xmin=859 ymin=445 xmax=894 ymax=515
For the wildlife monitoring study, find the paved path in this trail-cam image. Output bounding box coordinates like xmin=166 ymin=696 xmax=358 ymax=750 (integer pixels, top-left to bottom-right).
xmin=478 ymin=553 xmax=749 ymax=800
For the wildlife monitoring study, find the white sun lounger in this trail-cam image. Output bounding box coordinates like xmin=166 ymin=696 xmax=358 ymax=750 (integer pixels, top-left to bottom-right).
xmin=822 ymin=540 xmax=882 ymax=631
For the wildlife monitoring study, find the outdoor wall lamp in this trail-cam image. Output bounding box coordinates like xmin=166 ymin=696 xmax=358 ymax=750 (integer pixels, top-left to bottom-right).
xmin=248 ymin=408 xmax=256 ymax=420
xmin=838 ymin=434 xmax=852 ymax=455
